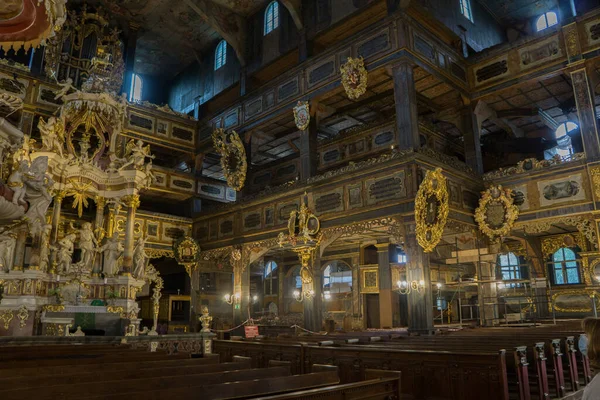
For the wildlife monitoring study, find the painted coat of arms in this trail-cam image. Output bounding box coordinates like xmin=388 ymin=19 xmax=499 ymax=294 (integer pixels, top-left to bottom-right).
xmin=475 ymin=185 xmax=519 ymax=243
xmin=340 ymin=57 xmax=367 ymax=100
xmin=293 ymin=101 xmax=310 ymax=131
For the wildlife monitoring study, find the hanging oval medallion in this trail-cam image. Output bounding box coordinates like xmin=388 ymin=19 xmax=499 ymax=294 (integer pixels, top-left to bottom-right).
xmin=415 ymin=167 xmax=449 ymax=253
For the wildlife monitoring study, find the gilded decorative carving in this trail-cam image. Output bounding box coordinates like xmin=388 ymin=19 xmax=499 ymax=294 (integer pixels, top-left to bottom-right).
xmin=590 ymin=166 xmax=600 ymax=200
xmin=212 ymin=129 xmax=247 ymax=191
xmin=483 ymin=154 xmax=585 ymax=181
xmin=415 ymin=168 xmax=449 ymax=253
xmin=174 ymin=236 xmax=201 ymax=277
xmin=1 ymin=309 xmax=13 ymax=330
xmin=551 ymin=290 xmax=597 ymax=313
xmin=106 ymin=306 xmax=125 ymax=314
xmin=293 ymin=101 xmax=310 ymax=131
xmin=16 ymin=305 xmax=28 ymax=328
xmin=42 ymin=304 xmax=66 ymax=312
xmin=123 ymin=194 xmax=141 ymax=210
xmin=66 ymin=181 xmax=93 ymax=218
xmin=417 ymin=147 xmax=475 ymax=175
xmin=145 ymin=249 xmax=174 ymax=259
xmin=563 ymin=23 xmax=581 ymax=60
xmin=475 ymin=186 xmax=519 ymax=243
xmin=340 ymin=57 xmax=368 ymax=100
xmin=519 ymin=215 xmax=597 ymax=249
xmin=541 ymin=233 xmax=587 ymax=259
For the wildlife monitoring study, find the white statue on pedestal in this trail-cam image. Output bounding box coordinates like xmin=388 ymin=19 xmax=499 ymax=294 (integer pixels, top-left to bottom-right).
xmin=100 ymin=232 xmax=123 ymax=276
xmin=57 ymin=233 xmax=76 ymax=273
xmin=133 ymin=236 xmax=148 ymax=280
xmin=77 ymin=222 xmax=98 ymax=270
xmin=8 ymin=160 xmax=29 ymax=206
xmin=0 ymin=231 xmax=16 ymax=272
xmin=38 ymin=116 xmax=65 ymax=157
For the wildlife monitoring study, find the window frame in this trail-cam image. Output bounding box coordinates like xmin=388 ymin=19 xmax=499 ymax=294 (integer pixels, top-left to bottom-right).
xmin=264 ymin=1 xmax=280 ymax=35
xmin=264 ymin=260 xmax=278 ymax=295
xmin=497 ymin=252 xmax=522 ymax=288
xmin=536 ymin=11 xmax=558 ymax=32
xmin=459 ymin=0 xmax=474 ymax=23
xmin=551 ymin=247 xmax=580 ymax=285
xmin=214 ymin=40 xmax=227 ymax=71
xmin=128 ymin=73 xmax=143 ymax=102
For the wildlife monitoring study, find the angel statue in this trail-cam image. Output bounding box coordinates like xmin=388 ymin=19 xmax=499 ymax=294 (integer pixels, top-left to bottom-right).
xmin=143 ymin=160 xmax=156 ymax=188
xmin=38 ymin=116 xmax=65 ymax=157
xmin=7 ymin=159 xmax=29 ymax=206
xmin=54 ymin=78 xmax=77 ymax=101
xmin=23 ymin=156 xmax=53 ymax=238
xmin=99 ymin=232 xmax=123 ymax=277
xmin=0 ymin=231 xmax=16 ymax=272
xmin=132 ymin=235 xmax=149 ymax=280
xmin=77 ymin=222 xmax=99 ymax=270
xmin=119 ymin=139 xmax=154 ymax=171
xmin=56 ymin=233 xmax=76 ymax=274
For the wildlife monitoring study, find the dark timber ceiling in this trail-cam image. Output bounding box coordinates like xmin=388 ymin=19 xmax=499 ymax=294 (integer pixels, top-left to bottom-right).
xmin=479 ymin=0 xmax=558 ymax=25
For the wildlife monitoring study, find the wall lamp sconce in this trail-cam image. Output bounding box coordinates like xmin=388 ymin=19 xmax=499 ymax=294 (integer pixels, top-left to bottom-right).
xmin=293 ymin=289 xmax=315 ymax=302
xmin=396 ymin=280 xmax=425 ymax=295
xmin=252 ymin=295 xmax=258 ymax=302
xmin=323 ymin=291 xmax=331 ymax=301
xmin=224 ymin=292 xmax=241 ymax=305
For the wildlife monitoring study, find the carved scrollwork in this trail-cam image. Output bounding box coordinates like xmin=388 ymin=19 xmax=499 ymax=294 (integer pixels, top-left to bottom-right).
xmin=475 ymin=185 xmax=519 ymax=243
xmin=340 ymin=57 xmax=368 ymax=100
xmin=415 ymin=168 xmax=449 ymax=253
xmin=212 ymin=129 xmax=247 ymax=191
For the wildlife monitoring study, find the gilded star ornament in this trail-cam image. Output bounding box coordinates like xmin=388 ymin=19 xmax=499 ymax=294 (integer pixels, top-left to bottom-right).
xmin=66 ymin=181 xmax=93 ymax=218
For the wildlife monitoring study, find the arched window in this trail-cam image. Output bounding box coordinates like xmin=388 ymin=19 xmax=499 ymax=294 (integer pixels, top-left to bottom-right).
xmin=459 ymin=0 xmax=473 ymax=23
xmin=498 ymin=252 xmax=521 ymax=287
xmin=552 ymin=247 xmax=579 ymax=284
xmin=214 ymin=40 xmax=227 ymax=71
xmin=129 ymin=73 xmax=143 ymax=102
xmin=536 ymin=12 xmax=558 ymax=32
xmin=264 ymin=261 xmax=278 ymax=295
xmin=264 ymin=1 xmax=279 ymax=35
xmin=323 ymin=262 xmax=352 ymax=293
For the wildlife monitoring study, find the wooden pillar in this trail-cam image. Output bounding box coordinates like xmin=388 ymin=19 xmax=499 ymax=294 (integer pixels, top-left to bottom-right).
xmin=121 ymin=194 xmax=140 ymax=275
xmin=234 ymin=260 xmax=250 ymax=326
xmin=570 ymin=67 xmax=600 ymax=161
xmin=240 ymin=67 xmax=247 ymax=96
xmin=298 ymin=29 xmax=309 ymax=62
xmin=50 ymin=191 xmax=65 ymax=244
xmin=122 ymin=23 xmax=140 ymax=98
xmin=391 ymin=61 xmax=420 ymax=150
xmin=405 ymin=230 xmax=434 ymax=333
xmin=278 ymin=265 xmax=285 ymax=315
xmin=303 ymin=254 xmax=322 ymax=332
xmin=376 ymin=243 xmax=393 ymax=328
xmin=351 ymin=256 xmax=360 ymax=326
xmin=461 ymin=104 xmax=483 ymax=174
xmin=299 ymin=116 xmax=318 ymax=181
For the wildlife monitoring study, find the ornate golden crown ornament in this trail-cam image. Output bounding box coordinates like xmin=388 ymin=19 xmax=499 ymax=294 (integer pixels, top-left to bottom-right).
xmin=340 ymin=57 xmax=368 ymax=100
xmin=475 ymin=185 xmax=519 ymax=243
xmin=415 ymin=168 xmax=449 ymax=253
xmin=211 ymin=129 xmax=247 ymax=191
xmin=293 ymin=101 xmax=310 ymax=131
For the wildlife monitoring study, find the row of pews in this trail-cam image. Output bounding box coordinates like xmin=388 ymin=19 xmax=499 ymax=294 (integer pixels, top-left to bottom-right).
xmin=214 ymin=322 xmax=589 ymax=400
xmin=0 ymin=342 xmax=401 ymax=399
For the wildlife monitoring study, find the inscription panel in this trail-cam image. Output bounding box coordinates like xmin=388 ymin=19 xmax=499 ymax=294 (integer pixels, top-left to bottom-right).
xmin=365 ymin=171 xmax=406 ymax=205
xmin=314 ymin=188 xmax=344 ymax=214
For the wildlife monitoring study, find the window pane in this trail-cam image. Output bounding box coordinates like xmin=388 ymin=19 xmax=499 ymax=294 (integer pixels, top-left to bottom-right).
xmin=295 ymin=275 xmax=302 ymax=288
xmin=499 ymin=254 xmax=508 ymax=266
xmin=566 ymin=267 xmax=579 ymax=284
xmin=536 ymin=15 xmax=548 ymax=31
xmin=563 ymin=248 xmax=576 ymax=261
xmin=554 ymin=264 xmax=565 ymax=284
xmin=546 ymin=11 xmax=558 ymax=26
xmin=553 ymin=249 xmax=565 ymax=262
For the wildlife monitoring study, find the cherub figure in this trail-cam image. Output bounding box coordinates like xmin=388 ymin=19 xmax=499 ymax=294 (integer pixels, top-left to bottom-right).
xmin=54 ymin=78 xmax=76 ymax=100
xmin=38 ymin=116 xmax=65 ymax=157
xmin=119 ymin=139 xmax=154 ymax=171
xmin=8 ymin=159 xmax=29 ymax=206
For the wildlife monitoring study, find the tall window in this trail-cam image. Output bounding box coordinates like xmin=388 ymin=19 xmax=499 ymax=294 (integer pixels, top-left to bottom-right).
xmin=129 ymin=73 xmax=143 ymax=102
xmin=264 ymin=1 xmax=280 ymax=35
xmin=214 ymin=40 xmax=227 ymax=71
xmin=323 ymin=265 xmax=331 ymax=289
xmin=552 ymin=247 xmax=580 ymax=284
xmin=536 ymin=12 xmax=558 ymax=32
xmin=459 ymin=0 xmax=473 ymax=23
xmin=397 ymin=251 xmax=407 ymax=264
xmin=264 ymin=261 xmax=278 ymax=295
xmin=555 ymin=122 xmax=578 ymax=158
xmin=498 ymin=252 xmax=521 ymax=287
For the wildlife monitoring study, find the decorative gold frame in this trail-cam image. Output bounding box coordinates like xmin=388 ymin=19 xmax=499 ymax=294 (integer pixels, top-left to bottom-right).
xmin=474 ymin=185 xmax=519 ymax=242
xmin=551 ymin=289 xmax=598 ymax=313
xmin=361 ymin=268 xmax=379 ymax=293
xmin=293 ymin=101 xmax=310 ymax=131
xmin=415 ymin=168 xmax=449 ymax=253
xmin=340 ymin=57 xmax=368 ymax=100
xmin=212 ymin=129 xmax=247 ymax=191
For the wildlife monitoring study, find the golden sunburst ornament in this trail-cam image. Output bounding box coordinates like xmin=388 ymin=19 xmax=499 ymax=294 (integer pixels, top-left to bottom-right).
xmin=66 ymin=181 xmax=93 ymax=218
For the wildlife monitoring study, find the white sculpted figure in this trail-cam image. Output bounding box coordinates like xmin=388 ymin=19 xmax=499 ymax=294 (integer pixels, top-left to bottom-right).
xmin=54 ymin=78 xmax=76 ymax=100
xmin=100 ymin=232 xmax=123 ymax=276
xmin=120 ymin=139 xmax=154 ymax=171
xmin=57 ymin=233 xmax=76 ymax=273
xmin=38 ymin=116 xmax=65 ymax=157
xmin=143 ymin=160 xmax=156 ymax=188
xmin=8 ymin=160 xmax=29 ymax=206
xmin=39 ymin=224 xmax=52 ymax=272
xmin=132 ymin=236 xmax=148 ymax=280
xmin=77 ymin=222 xmax=98 ymax=269
xmin=0 ymin=231 xmax=16 ymax=272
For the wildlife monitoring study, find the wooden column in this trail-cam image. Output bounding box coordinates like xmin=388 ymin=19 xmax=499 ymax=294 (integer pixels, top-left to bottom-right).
xmin=461 ymin=104 xmax=483 ymax=174
xmin=278 ymin=265 xmax=285 ymax=315
xmin=391 ymin=61 xmax=420 ymax=150
xmin=298 ymin=29 xmax=310 ymax=62
xmin=121 ymin=194 xmax=140 ymax=275
xmin=405 ymin=230 xmax=434 ymax=333
xmin=303 ymin=254 xmax=322 ymax=332
xmin=233 ymin=260 xmax=250 ymax=326
xmin=376 ymin=243 xmax=393 ymax=328
xmin=571 ymin=67 xmax=600 ymax=161
xmin=299 ymin=116 xmax=318 ymax=181
xmin=50 ymin=191 xmax=65 ymax=243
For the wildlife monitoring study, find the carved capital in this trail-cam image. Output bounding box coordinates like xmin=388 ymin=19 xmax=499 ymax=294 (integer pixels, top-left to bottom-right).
xmin=123 ymin=194 xmax=140 ymax=210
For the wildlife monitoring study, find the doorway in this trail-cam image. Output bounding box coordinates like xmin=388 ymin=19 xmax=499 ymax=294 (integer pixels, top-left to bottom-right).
xmin=366 ymin=294 xmax=380 ymax=329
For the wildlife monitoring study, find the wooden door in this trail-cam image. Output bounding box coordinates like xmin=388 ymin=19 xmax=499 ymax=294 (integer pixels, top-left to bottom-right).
xmin=366 ymin=294 xmax=380 ymax=329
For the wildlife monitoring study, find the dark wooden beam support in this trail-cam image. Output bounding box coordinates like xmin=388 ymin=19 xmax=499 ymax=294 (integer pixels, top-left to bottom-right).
xmin=461 ymin=101 xmax=483 ymax=174
xmin=571 ymin=67 xmax=600 ymax=160
xmin=392 ymin=60 xmax=420 ymax=150
xmin=405 ymin=223 xmax=434 ymax=334
xmin=299 ymin=116 xmax=318 ymax=181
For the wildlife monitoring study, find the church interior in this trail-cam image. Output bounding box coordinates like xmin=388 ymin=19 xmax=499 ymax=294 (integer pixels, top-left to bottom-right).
xmin=0 ymin=0 xmax=600 ymax=399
